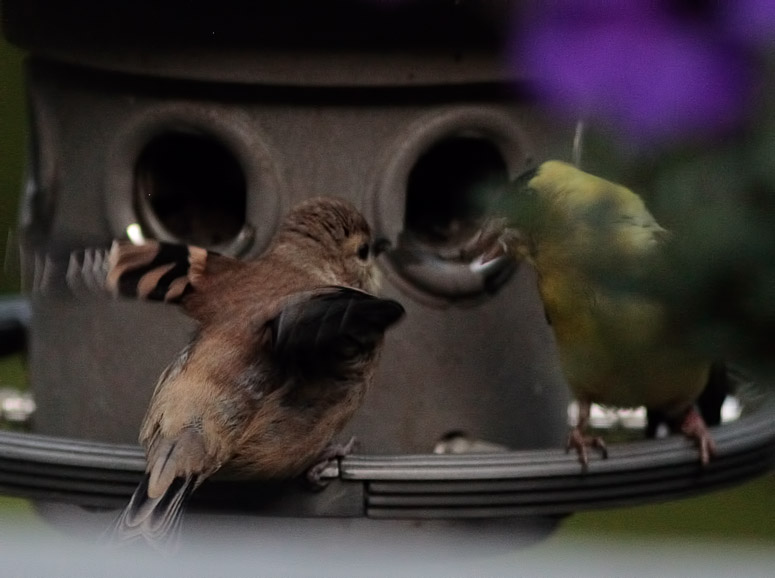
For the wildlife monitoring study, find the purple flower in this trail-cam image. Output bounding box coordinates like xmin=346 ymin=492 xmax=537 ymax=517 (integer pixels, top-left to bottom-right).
xmin=723 ymin=0 xmax=775 ymax=46
xmin=510 ymin=1 xmax=757 ymax=145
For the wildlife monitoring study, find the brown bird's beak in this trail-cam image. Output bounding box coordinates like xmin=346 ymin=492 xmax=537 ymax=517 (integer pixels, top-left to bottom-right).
xmin=373 ymin=237 xmax=392 ymax=257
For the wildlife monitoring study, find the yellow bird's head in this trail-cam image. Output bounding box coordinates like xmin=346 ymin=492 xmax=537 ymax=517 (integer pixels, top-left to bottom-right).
xmin=468 ymin=161 xmax=669 ymax=270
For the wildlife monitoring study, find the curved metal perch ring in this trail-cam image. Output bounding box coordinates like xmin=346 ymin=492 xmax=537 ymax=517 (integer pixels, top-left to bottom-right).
xmin=0 ymin=296 xmax=773 ymax=518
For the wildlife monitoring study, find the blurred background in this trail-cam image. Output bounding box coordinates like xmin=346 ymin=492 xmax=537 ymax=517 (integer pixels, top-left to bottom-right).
xmin=1 ymin=2 xmax=774 ymax=568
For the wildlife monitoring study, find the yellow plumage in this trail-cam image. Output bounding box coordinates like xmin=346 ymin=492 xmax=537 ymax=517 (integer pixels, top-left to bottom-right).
xmin=499 ymin=161 xmax=713 ymax=464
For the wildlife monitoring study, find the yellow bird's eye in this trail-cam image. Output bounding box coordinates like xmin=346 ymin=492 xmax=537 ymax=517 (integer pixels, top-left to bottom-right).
xmin=357 ymin=242 xmax=370 ymax=261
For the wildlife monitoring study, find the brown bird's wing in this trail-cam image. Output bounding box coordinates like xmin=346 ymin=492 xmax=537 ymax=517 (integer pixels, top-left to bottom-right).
xmin=106 ymin=240 xmax=243 ymax=304
xmin=270 ymin=286 xmax=405 ymax=377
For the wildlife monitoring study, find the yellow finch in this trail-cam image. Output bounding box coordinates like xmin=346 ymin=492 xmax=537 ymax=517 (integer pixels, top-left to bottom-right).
xmin=472 ymin=161 xmax=716 ymax=467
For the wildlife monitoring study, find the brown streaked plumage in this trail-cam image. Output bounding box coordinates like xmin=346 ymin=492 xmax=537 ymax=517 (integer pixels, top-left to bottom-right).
xmin=105 ymin=197 xmax=404 ymax=549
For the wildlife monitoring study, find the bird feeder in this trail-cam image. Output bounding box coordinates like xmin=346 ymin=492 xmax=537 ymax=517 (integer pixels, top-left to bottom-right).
xmin=1 ymin=0 xmax=773 ymax=546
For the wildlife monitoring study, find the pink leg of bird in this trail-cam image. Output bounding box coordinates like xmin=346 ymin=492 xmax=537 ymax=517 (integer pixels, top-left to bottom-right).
xmin=678 ymin=406 xmax=717 ymax=466
xmin=305 ymin=436 xmax=358 ymax=489
xmin=567 ymin=400 xmax=608 ymax=469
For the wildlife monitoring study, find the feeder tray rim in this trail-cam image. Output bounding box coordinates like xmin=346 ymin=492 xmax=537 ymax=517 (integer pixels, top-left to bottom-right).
xmin=1 ymin=294 xmax=774 ymax=518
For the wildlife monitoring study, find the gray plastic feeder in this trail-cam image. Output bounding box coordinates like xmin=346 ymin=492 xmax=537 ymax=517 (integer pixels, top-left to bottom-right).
xmin=1 ymin=0 xmax=773 ymax=546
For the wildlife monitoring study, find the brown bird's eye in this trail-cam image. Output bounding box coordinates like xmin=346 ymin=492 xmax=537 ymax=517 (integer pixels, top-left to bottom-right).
xmin=357 ymin=242 xmax=370 ymax=261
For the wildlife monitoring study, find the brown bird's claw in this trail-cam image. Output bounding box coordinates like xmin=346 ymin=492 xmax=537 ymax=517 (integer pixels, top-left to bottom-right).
xmin=680 ymin=407 xmax=717 ymax=466
xmin=305 ymin=436 xmax=359 ymax=490
xmin=566 ymin=427 xmax=608 ymax=470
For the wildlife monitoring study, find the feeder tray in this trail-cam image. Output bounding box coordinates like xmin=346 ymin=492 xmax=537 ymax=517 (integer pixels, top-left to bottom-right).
xmin=1 ymin=296 xmax=773 ymax=520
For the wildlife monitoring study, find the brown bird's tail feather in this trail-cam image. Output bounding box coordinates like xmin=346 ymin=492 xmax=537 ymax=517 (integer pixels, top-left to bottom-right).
xmin=104 ymin=473 xmax=199 ymax=551
xmin=30 ymin=240 xmax=237 ymax=301
xmin=106 ymin=240 xmax=242 ymax=304
xmin=26 ymin=246 xmax=111 ymax=297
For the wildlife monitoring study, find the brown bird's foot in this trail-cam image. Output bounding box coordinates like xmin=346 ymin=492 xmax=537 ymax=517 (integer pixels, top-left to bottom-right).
xmin=679 ymin=407 xmax=717 ymax=466
xmin=305 ymin=437 xmax=359 ymax=490
xmin=566 ymin=427 xmax=608 ymax=469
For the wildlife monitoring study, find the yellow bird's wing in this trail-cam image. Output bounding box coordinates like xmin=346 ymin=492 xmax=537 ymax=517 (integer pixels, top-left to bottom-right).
xmin=526 ymin=161 xmax=706 ymax=410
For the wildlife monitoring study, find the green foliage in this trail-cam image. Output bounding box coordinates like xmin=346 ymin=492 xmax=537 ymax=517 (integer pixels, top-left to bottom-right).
xmin=0 ymin=353 xmax=26 ymax=389
xmin=0 ymin=38 xmax=26 ymax=294
xmin=553 ymin=473 xmax=775 ymax=543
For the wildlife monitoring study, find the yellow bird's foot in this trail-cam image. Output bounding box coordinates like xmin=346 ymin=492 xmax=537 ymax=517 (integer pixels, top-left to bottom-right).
xmin=566 ymin=427 xmax=608 ymax=469
xmin=679 ymin=407 xmax=717 ymax=466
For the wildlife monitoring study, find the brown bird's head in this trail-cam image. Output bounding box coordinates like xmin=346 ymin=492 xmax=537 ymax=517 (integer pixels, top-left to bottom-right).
xmin=273 ymin=197 xmax=386 ymax=292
